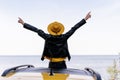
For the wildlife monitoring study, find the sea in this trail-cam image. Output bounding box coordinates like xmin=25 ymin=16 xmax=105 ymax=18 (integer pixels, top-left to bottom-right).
xmin=0 ymin=55 xmax=120 ymax=80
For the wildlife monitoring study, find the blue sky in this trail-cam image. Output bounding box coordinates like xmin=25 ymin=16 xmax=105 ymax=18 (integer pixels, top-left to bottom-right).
xmin=0 ymin=0 xmax=120 ymax=55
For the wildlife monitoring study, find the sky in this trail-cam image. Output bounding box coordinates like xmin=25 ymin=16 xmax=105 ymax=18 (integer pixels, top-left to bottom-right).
xmin=0 ymin=0 xmax=120 ymax=55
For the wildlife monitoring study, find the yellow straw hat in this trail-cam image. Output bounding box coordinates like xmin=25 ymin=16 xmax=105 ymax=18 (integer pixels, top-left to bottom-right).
xmin=47 ymin=21 xmax=64 ymax=35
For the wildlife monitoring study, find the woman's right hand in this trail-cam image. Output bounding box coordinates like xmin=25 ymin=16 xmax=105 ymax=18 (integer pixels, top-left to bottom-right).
xmin=84 ymin=11 xmax=91 ymax=21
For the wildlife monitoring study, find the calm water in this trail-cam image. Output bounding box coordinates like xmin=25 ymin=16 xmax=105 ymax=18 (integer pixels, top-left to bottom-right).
xmin=0 ymin=55 xmax=119 ymax=80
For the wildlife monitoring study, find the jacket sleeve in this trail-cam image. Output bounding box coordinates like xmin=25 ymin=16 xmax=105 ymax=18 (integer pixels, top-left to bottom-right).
xmin=24 ymin=23 xmax=39 ymax=32
xmin=64 ymin=19 xmax=86 ymax=39
xmin=23 ymin=23 xmax=49 ymax=39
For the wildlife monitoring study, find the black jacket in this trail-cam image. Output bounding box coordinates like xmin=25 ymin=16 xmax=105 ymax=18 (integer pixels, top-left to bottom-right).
xmin=23 ymin=19 xmax=86 ymax=61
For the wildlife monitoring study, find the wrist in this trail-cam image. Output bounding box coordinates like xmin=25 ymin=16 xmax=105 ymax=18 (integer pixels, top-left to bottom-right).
xmin=21 ymin=22 xmax=25 ymax=25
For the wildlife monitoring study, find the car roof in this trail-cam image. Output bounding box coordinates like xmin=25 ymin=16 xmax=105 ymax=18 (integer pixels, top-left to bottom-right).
xmin=1 ymin=65 xmax=101 ymax=80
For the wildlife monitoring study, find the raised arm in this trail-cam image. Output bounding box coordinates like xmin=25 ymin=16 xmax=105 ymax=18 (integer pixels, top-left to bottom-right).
xmin=64 ymin=11 xmax=91 ymax=38
xmin=18 ymin=17 xmax=49 ymax=39
xmin=18 ymin=17 xmax=39 ymax=32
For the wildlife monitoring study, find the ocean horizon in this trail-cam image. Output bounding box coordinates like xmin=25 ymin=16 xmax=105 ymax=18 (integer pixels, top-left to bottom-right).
xmin=0 ymin=55 xmax=119 ymax=80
